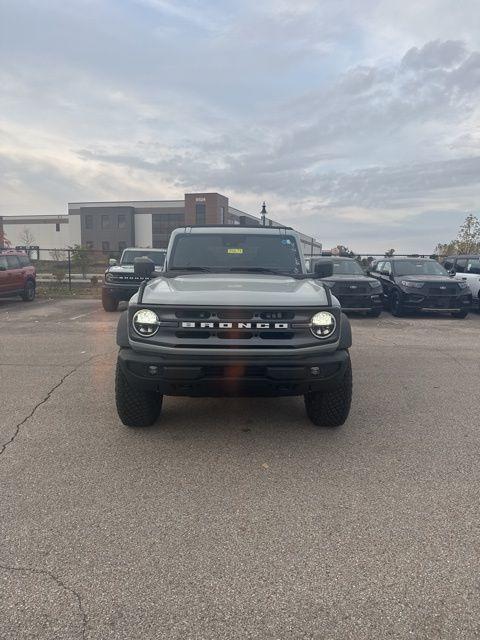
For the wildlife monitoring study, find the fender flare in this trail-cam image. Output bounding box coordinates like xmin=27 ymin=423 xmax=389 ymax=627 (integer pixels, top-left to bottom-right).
xmin=116 ymin=310 xmax=129 ymax=347
xmin=338 ymin=312 xmax=352 ymax=350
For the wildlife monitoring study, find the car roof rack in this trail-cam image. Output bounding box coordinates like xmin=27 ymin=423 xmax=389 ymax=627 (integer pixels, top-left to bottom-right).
xmin=182 ymin=224 xmax=294 ymax=230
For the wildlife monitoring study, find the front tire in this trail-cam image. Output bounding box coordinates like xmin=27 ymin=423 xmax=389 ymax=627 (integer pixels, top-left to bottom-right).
xmin=115 ymin=361 xmax=162 ymax=427
xmin=102 ymin=289 xmax=119 ymax=312
xmin=21 ymin=280 xmax=35 ymax=302
xmin=304 ymin=356 xmax=352 ymax=428
xmin=451 ymin=310 xmax=468 ymax=319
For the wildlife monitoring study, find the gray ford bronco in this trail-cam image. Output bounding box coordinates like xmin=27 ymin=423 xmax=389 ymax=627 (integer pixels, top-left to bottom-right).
xmin=102 ymin=247 xmax=167 ymax=311
xmin=115 ymin=226 xmax=353 ymax=428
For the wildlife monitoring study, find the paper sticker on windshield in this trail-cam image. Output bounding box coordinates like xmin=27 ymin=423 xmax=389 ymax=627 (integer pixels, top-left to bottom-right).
xmin=227 ymin=248 xmax=243 ymax=254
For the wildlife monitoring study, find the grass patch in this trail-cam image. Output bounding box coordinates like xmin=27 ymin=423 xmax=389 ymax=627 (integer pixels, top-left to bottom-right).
xmin=36 ymin=282 xmax=102 ymax=299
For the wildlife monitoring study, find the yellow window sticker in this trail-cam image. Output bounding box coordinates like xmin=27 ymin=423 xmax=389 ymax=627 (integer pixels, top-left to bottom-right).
xmin=227 ymin=248 xmax=243 ymax=254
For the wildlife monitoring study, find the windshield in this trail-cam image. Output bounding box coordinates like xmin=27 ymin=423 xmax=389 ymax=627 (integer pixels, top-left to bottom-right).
xmin=121 ymin=250 xmax=165 ymax=267
xmin=395 ymin=260 xmax=448 ymax=277
xmin=329 ymin=260 xmax=364 ymax=275
xmin=169 ymin=233 xmax=302 ymax=274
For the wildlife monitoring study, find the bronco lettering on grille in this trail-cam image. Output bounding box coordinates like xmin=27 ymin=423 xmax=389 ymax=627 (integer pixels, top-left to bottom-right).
xmin=180 ymin=321 xmax=290 ymax=329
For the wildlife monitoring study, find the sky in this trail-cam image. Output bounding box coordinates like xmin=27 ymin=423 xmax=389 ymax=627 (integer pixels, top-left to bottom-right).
xmin=1 ymin=0 xmax=480 ymax=253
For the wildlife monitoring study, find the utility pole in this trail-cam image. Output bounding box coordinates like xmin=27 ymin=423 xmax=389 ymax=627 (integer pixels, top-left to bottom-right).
xmin=260 ymin=202 xmax=267 ymax=226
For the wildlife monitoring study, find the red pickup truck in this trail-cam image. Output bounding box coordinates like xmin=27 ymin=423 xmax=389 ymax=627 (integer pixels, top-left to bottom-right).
xmin=0 ymin=249 xmax=36 ymax=301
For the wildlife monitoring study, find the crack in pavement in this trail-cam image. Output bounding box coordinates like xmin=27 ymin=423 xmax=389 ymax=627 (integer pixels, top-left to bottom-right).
xmin=0 ymin=562 xmax=87 ymax=639
xmin=0 ymin=351 xmax=116 ymax=458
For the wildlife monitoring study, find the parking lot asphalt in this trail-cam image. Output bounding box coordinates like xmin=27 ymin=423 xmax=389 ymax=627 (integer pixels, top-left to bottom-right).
xmin=0 ymin=298 xmax=479 ymax=640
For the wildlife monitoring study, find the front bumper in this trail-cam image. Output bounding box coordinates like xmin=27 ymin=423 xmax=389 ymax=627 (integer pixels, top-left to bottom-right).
xmin=103 ymin=284 xmax=140 ymax=301
xmin=118 ymin=347 xmax=350 ymax=397
xmin=399 ymin=291 xmax=472 ymax=311
xmin=336 ymin=293 xmax=383 ymax=312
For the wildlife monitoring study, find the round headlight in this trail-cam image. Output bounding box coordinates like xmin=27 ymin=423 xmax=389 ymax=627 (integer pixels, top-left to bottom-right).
xmin=310 ymin=311 xmax=336 ymax=339
xmin=133 ymin=309 xmax=160 ymax=336
xmin=105 ymin=272 xmax=114 ymax=283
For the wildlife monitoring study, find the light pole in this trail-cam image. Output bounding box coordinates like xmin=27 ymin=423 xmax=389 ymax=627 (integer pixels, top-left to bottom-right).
xmin=261 ymin=201 xmax=267 ymax=226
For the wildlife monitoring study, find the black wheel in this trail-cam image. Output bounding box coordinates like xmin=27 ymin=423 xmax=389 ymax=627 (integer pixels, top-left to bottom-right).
xmin=115 ymin=360 xmax=162 ymax=427
xmin=304 ymin=356 xmax=352 ymax=428
xmin=21 ymin=280 xmax=35 ymax=302
xmin=390 ymin=290 xmax=405 ymax=317
xmin=451 ymin=310 xmax=468 ymax=319
xmin=102 ymin=289 xmax=119 ymax=312
xmin=366 ymin=308 xmax=381 ymax=317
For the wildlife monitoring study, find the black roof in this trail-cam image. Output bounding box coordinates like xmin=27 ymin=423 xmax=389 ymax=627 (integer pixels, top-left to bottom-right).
xmin=313 ymin=255 xmax=353 ymax=261
xmin=383 ymin=256 xmax=435 ymax=261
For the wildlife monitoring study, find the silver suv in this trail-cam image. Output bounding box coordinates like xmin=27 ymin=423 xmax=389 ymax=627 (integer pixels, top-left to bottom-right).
xmin=114 ymin=226 xmax=353 ymax=428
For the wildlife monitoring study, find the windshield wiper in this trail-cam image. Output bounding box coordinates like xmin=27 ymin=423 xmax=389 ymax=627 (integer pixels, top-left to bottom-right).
xmin=228 ymin=267 xmax=299 ymax=277
xmin=169 ymin=266 xmax=211 ymax=272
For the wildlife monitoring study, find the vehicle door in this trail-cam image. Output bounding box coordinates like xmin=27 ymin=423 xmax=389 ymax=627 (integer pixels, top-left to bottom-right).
xmin=379 ymin=261 xmax=394 ymax=298
xmin=0 ymin=255 xmax=9 ymax=294
xmin=370 ymin=261 xmax=386 ymax=300
xmin=456 ymin=257 xmax=480 ymax=298
xmin=6 ymin=255 xmax=23 ymax=292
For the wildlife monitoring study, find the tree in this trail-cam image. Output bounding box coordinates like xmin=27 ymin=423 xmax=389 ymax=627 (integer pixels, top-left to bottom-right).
xmin=0 ymin=226 xmax=11 ymax=247
xmin=19 ymin=227 xmax=36 ymax=246
xmin=70 ymin=244 xmax=92 ymax=279
xmin=456 ymin=214 xmax=480 ymax=253
xmin=49 ymin=249 xmax=67 ymax=283
xmin=333 ymin=245 xmax=355 ymax=257
xmin=435 ymin=213 xmax=480 ymax=256
xmin=384 ymin=248 xmax=395 ymax=257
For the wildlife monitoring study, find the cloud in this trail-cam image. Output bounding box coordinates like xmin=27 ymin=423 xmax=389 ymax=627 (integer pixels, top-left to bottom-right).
xmin=1 ymin=0 xmax=480 ymax=251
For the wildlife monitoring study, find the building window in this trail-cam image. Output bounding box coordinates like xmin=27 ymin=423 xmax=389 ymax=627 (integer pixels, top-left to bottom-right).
xmin=85 ymin=214 xmax=93 ymax=230
xmin=195 ymin=203 xmax=206 ymax=225
xmin=220 ymin=206 xmax=225 ymax=224
xmin=102 ymin=241 xmax=110 ymax=252
xmin=118 ymin=214 xmax=126 ymax=230
xmin=55 ymin=223 xmax=60 ymax=232
xmin=101 ymin=215 xmax=110 ymax=230
xmin=118 ymin=241 xmax=127 ymax=252
xmin=152 ymin=212 xmax=185 ymax=248
xmin=86 ymin=241 xmax=94 ymax=249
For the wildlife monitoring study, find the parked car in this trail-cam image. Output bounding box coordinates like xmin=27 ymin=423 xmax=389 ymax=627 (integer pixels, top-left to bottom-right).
xmin=0 ymin=249 xmax=36 ymax=301
xmin=114 ymin=226 xmax=353 ymax=429
xmin=442 ymin=254 xmax=480 ymax=311
xmin=369 ymin=257 xmax=472 ymax=317
xmin=310 ymin=256 xmax=383 ymax=316
xmin=102 ymin=247 xmax=167 ymax=311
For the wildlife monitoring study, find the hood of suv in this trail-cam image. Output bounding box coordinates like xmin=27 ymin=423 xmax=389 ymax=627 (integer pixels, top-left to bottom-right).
xmin=107 ymin=265 xmax=163 ymax=274
xmin=395 ymin=275 xmax=456 ymax=285
xmin=139 ymin=273 xmax=331 ymax=307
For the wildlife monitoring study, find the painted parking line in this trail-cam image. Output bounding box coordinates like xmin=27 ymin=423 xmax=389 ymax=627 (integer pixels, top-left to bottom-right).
xmin=70 ymin=308 xmax=103 ymax=320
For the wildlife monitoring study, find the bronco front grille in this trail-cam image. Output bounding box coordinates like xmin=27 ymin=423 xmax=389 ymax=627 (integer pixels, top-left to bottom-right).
xmin=131 ymin=306 xmax=339 ymax=349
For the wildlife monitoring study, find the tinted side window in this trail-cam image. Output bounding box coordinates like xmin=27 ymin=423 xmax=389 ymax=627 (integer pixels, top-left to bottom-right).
xmin=6 ymin=255 xmax=20 ymax=269
xmin=466 ymin=258 xmax=480 ymax=275
xmin=375 ymin=261 xmax=384 ymax=273
xmin=383 ymin=261 xmax=392 ymax=275
xmin=18 ymin=255 xmax=31 ymax=267
xmin=456 ymin=258 xmax=467 ymax=273
xmin=0 ymin=256 xmax=7 ymax=270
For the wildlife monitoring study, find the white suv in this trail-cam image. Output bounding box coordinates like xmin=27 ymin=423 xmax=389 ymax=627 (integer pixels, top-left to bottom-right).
xmin=443 ymin=255 xmax=480 ymax=310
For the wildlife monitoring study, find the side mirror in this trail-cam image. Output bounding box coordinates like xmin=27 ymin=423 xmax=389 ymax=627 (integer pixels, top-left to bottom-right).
xmin=109 ymin=258 xmax=117 ymax=266
xmin=134 ymin=257 xmax=155 ymax=279
xmin=314 ymin=261 xmax=333 ymax=278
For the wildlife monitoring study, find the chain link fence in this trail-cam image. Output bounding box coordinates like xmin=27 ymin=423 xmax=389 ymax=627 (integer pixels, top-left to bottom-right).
xmin=17 ymin=247 xmax=123 ymax=290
